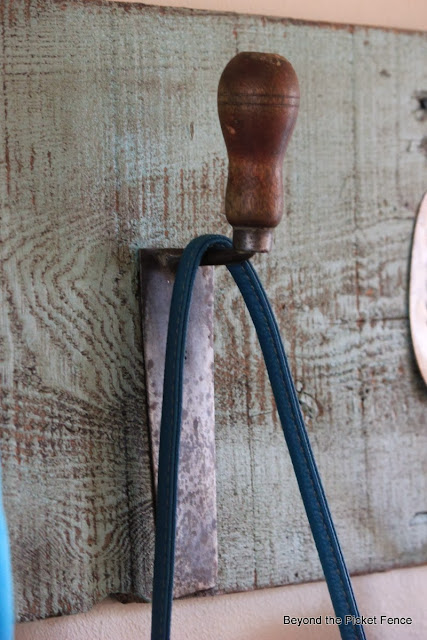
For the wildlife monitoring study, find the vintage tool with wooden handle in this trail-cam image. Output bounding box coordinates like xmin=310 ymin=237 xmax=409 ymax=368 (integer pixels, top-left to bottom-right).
xmin=139 ymin=51 xmax=300 ymax=599
xmin=218 ymin=51 xmax=300 ymax=254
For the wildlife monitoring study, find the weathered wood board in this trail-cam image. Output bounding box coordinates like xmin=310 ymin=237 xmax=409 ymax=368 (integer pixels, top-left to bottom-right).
xmin=1 ymin=0 xmax=426 ymax=622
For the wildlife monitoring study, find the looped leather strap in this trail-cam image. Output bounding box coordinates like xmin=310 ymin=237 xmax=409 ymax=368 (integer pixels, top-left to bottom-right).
xmin=150 ymin=234 xmax=366 ymax=640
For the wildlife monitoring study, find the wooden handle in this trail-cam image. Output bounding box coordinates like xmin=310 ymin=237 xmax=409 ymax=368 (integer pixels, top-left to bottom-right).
xmin=218 ymin=52 xmax=299 ymax=252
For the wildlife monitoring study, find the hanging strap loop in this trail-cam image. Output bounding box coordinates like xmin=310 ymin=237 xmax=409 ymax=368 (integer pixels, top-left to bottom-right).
xmin=150 ymin=234 xmax=366 ymax=640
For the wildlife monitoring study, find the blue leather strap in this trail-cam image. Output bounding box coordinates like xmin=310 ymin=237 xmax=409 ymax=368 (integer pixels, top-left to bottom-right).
xmin=151 ymin=234 xmax=366 ymax=640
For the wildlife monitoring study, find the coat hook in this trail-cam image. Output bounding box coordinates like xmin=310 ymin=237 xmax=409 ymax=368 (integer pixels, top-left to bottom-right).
xmin=158 ymin=52 xmax=300 ymax=267
xmin=139 ymin=51 xmax=300 ymax=598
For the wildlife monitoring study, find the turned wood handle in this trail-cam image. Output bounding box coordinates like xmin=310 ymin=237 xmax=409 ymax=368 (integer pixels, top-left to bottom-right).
xmin=218 ymin=52 xmax=300 ymax=252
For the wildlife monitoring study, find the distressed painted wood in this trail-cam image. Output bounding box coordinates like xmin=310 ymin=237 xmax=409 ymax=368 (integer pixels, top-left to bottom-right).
xmin=1 ymin=0 xmax=427 ymax=621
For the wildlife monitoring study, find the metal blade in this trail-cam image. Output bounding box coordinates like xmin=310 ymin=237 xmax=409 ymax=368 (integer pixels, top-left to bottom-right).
xmin=139 ymin=250 xmax=218 ymax=598
xmin=410 ymin=193 xmax=427 ymax=386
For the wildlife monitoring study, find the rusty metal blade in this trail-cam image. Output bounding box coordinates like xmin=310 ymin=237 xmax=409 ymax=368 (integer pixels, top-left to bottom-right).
xmin=410 ymin=193 xmax=427 ymax=386
xmin=139 ymin=250 xmax=218 ymax=598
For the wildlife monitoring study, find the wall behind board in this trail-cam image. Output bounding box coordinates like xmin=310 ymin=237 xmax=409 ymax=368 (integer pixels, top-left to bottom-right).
xmin=108 ymin=0 xmax=427 ymax=30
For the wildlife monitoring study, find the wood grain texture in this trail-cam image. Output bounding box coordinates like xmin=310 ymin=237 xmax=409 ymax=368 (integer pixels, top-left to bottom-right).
xmin=0 ymin=0 xmax=426 ymax=621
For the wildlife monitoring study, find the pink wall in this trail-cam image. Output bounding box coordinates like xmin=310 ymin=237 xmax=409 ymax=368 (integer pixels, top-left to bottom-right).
xmin=109 ymin=0 xmax=427 ymax=31
xmin=16 ymin=565 xmax=427 ymax=639
xmin=16 ymin=1 xmax=427 ymax=638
